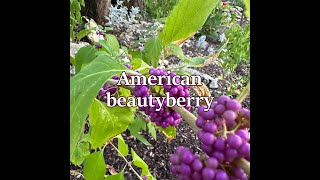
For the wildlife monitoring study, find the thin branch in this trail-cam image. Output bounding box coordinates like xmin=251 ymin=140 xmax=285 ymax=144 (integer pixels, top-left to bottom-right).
xmin=237 ymin=81 xmax=250 ymax=103
xmin=234 ymin=157 xmax=250 ymax=176
xmin=171 ymin=105 xmax=200 ymax=133
xmin=109 ymin=141 xmax=143 ymax=180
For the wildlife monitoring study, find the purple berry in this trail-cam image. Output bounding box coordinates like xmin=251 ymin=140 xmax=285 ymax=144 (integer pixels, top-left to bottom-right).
xmin=201 ymin=143 xmax=213 ymax=154
xmin=239 ymin=142 xmax=250 ymax=158
xmin=235 ymin=129 xmax=250 ymax=141
xmin=203 ymin=122 xmax=217 ymax=133
xmin=196 ymin=117 xmax=206 ymax=128
xmin=95 ymin=44 xmax=102 ymax=49
xmin=178 ymin=90 xmax=185 ymax=97
xmin=170 ymin=154 xmax=180 ymax=165
xmin=181 ymin=151 xmax=194 ymax=164
xmin=214 ymin=137 xmax=226 ymax=151
xmin=184 ymin=90 xmax=190 ymax=97
xmin=214 ymin=117 xmax=225 ymax=126
xmin=217 ymin=95 xmax=230 ymax=104
xmin=170 ymin=165 xmax=178 ymax=173
xmin=172 ymin=112 xmax=180 ymax=120
xmin=205 ymin=157 xmax=219 ymax=168
xmin=192 ymin=172 xmax=201 ymax=180
xmin=197 ymin=131 xmax=205 ymax=140
xmin=215 ymin=170 xmax=229 ymax=180
xmin=214 ymin=104 xmax=226 ymax=114
xmin=197 ymin=106 xmax=206 ymax=115
xmin=223 ymin=110 xmax=237 ymax=121
xmin=233 ymin=167 xmax=247 ymax=179
xmin=140 ymin=86 xmax=148 ymax=94
xmin=170 ymin=87 xmax=178 ymax=95
xmin=161 ymin=121 xmax=169 ymax=128
xmin=226 ymin=99 xmax=241 ymax=111
xmin=191 ymin=159 xmax=203 ymax=171
xmin=227 ymin=134 xmax=243 ymax=148
xmin=212 ymin=151 xmax=225 ymax=162
xmin=202 ymin=168 xmax=215 ymax=180
xmin=225 ymin=148 xmax=238 ymax=162
xmin=239 ymin=108 xmax=250 ymax=119
xmin=179 ymin=164 xmax=191 ymax=175
xmin=125 ymin=64 xmax=132 ymax=69
xmin=165 ymin=116 xmax=174 ymax=124
xmin=201 ymin=109 xmax=215 ymax=120
xmin=200 ymin=132 xmax=215 ymax=145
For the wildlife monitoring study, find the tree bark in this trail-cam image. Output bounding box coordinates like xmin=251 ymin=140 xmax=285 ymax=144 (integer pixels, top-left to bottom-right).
xmin=82 ymin=0 xmax=112 ymax=25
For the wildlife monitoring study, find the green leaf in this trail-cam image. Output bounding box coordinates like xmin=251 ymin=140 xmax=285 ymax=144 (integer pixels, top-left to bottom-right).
xmin=118 ymin=87 xmax=131 ymax=98
xmin=159 ymin=0 xmax=219 ymax=45
xmin=131 ymin=58 xmax=151 ymax=74
xmin=157 ymin=126 xmax=176 ymax=139
xmin=99 ymin=40 xmax=115 ymax=56
xmin=70 ymin=55 xmax=75 ymax=65
xmin=166 ymin=43 xmax=188 ymax=61
xmin=128 ymin=118 xmax=151 ymax=146
xmin=95 ymin=51 xmax=111 ymax=56
xmin=131 ymin=149 xmax=154 ymax=178
xmin=116 ymin=135 xmax=128 ymax=156
xmin=83 ymin=151 xmax=106 ymax=180
xmin=173 ymin=69 xmax=193 ymax=76
xmin=132 ymin=132 xmax=151 ymax=146
xmin=105 ymin=34 xmax=120 ymax=54
xmin=74 ymin=46 xmax=97 ymax=73
xmin=121 ymin=46 xmax=128 ymax=54
xmin=89 ymin=99 xmax=134 ymax=149
xmin=82 ymin=133 xmax=91 ymax=142
xmin=244 ymin=0 xmax=250 ymax=20
xmin=70 ymin=141 xmax=90 ymax=166
xmin=129 ymin=118 xmax=147 ymax=133
xmin=144 ymin=37 xmax=163 ymax=67
xmin=129 ymin=50 xmax=145 ymax=60
xmin=104 ymin=171 xmax=124 ymax=180
xmin=70 ymin=55 xmax=137 ymax=158
xmin=180 ymin=57 xmax=207 ymax=67
xmin=77 ymin=29 xmax=93 ymax=40
xmin=147 ymin=122 xmax=157 ymax=140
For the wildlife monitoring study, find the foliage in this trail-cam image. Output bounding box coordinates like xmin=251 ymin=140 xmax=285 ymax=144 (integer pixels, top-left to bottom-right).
xmin=143 ymin=0 xmax=179 ymax=19
xmin=70 ymin=0 xmax=85 ymax=39
xmin=218 ymin=23 xmax=250 ymax=74
xmin=200 ymin=1 xmax=240 ymax=41
xmin=70 ymin=0 xmax=250 ymax=179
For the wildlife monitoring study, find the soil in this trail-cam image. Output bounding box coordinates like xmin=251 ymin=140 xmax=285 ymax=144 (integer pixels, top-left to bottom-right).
xmin=70 ymin=23 xmax=250 ymax=180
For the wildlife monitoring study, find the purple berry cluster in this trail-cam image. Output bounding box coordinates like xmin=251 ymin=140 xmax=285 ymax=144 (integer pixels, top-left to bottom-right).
xmin=170 ymin=95 xmax=250 ymax=179
xmin=133 ymin=68 xmax=191 ymax=129
xmin=170 ymin=146 xmax=231 ymax=180
xmin=163 ymin=71 xmax=191 ymax=111
xmin=196 ymin=96 xmax=250 ymax=130
xmin=97 ymin=64 xmax=134 ymax=102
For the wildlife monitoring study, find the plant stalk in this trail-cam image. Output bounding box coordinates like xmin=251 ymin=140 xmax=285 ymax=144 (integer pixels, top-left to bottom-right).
xmin=109 ymin=141 xmax=143 ymax=180
xmin=237 ymin=81 xmax=250 ymax=103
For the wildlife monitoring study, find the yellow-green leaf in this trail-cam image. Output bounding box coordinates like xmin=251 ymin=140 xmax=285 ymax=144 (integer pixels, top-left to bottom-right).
xmin=116 ymin=135 xmax=128 ymax=156
xmin=159 ymin=0 xmax=219 ymax=45
xmin=70 ymin=55 xmax=136 ymax=158
xmin=83 ymin=151 xmax=106 ymax=180
xmin=89 ymin=99 xmax=134 ymax=149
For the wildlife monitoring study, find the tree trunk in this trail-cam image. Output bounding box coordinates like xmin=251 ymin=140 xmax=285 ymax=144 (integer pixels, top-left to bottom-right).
xmin=82 ymin=0 xmax=112 ymax=25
